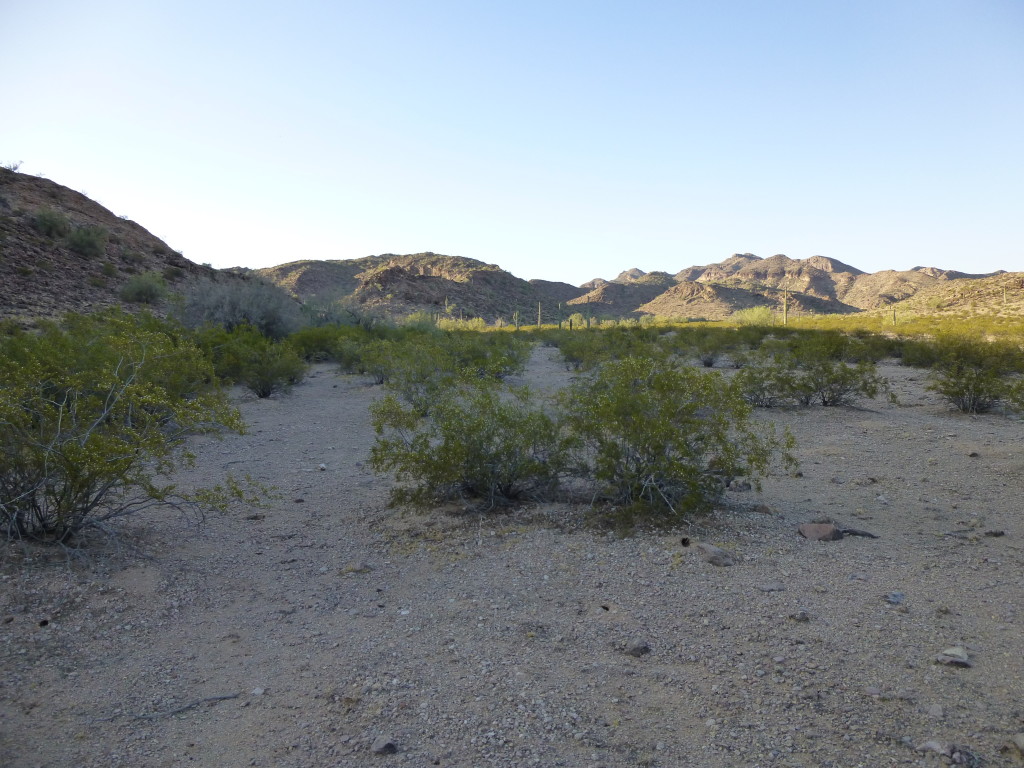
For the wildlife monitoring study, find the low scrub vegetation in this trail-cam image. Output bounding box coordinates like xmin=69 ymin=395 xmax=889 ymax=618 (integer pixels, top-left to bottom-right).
xmin=119 ymin=271 xmax=167 ymax=304
xmin=180 ymin=278 xmax=304 ymax=340
xmin=370 ymin=382 xmax=570 ymax=508
xmin=562 ymin=357 xmax=795 ymax=517
xmin=0 ymin=311 xmax=248 ymax=544
xmin=66 ymin=225 xmax=109 ymax=258
xmin=194 ymin=324 xmax=308 ymax=398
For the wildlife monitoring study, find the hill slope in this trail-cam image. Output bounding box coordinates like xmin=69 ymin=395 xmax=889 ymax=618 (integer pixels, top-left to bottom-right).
xmin=0 ymin=167 xmax=236 ymax=323
xmin=255 ymin=254 xmax=583 ymax=323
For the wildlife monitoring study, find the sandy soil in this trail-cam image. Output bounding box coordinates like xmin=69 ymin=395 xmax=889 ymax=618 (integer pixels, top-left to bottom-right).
xmin=2 ymin=347 xmax=1022 ymax=768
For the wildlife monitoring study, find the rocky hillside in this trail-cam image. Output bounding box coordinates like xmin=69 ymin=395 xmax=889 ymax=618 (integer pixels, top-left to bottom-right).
xmin=561 ymin=254 xmax=1010 ymax=319
xmin=0 ymin=167 xmax=243 ymax=324
xmin=255 ymin=254 xmax=584 ymax=323
xmin=1 ymin=168 xmax=1017 ymax=325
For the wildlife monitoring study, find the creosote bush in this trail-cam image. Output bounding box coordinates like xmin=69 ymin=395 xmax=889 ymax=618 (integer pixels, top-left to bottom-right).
xmin=33 ymin=209 xmax=71 ymax=238
xmin=370 ymin=382 xmax=571 ymax=508
xmin=562 ymin=357 xmax=796 ymax=518
xmin=0 ymin=311 xmax=249 ymax=544
xmin=66 ymin=225 xmax=109 ymax=258
xmin=194 ymin=324 xmax=307 ymax=398
xmin=119 ymin=271 xmax=167 ymax=304
xmin=924 ymin=336 xmax=1023 ymax=414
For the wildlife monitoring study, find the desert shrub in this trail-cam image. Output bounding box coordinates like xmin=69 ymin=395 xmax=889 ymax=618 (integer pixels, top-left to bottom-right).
xmin=929 ymin=363 xmax=1007 ymax=414
xmin=914 ymin=336 xmax=1024 ymax=414
xmin=446 ymin=332 xmax=531 ymax=379
xmin=120 ymin=271 xmax=167 ymax=304
xmin=554 ymin=327 xmax=663 ymax=371
xmin=66 ymin=225 xmax=109 ymax=257
xmin=561 ymin=357 xmax=795 ymax=518
xmin=288 ymin=325 xmax=349 ymax=362
xmin=163 ymin=265 xmax=185 ymax=282
xmin=33 ymin=209 xmax=71 ymax=238
xmin=848 ymin=329 xmax=901 ymax=361
xmin=180 ymin=278 xmax=304 ymax=340
xmin=0 ymin=311 xmax=246 ymax=544
xmin=101 ymin=261 xmax=117 ymax=277
xmin=790 ymin=358 xmax=890 ymax=406
xmin=729 ymin=306 xmax=775 ymax=326
xmin=783 ymin=335 xmax=891 ymax=406
xmin=194 ymin=324 xmax=307 ymax=397
xmin=370 ymin=382 xmax=571 ymax=509
xmin=733 ymin=350 xmax=799 ymax=407
xmin=1005 ymin=378 xmax=1024 ymax=414
xmin=240 ymin=342 xmax=308 ymax=398
xmin=380 ymin=342 xmax=461 ymax=415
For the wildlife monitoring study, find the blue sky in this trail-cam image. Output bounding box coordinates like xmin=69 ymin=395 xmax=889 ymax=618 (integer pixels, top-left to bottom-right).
xmin=2 ymin=1 xmax=1022 ymax=285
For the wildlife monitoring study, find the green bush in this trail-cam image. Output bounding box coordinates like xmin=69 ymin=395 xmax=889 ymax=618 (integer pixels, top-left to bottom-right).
xmin=783 ymin=335 xmax=891 ymax=406
xmin=194 ymin=324 xmax=307 ymax=397
xmin=929 ymin=363 xmax=1007 ymax=414
xmin=33 ymin=209 xmax=71 ymax=238
xmin=370 ymin=382 xmax=570 ymax=508
xmin=733 ymin=350 xmax=799 ymax=407
xmin=241 ymin=343 xmax=308 ymax=398
xmin=120 ymin=271 xmax=167 ymax=304
xmin=0 ymin=311 xmax=246 ymax=544
xmin=729 ymin=306 xmax=776 ymax=326
xmin=66 ymin=225 xmax=109 ymax=257
xmin=561 ymin=357 xmax=795 ymax=518
xmin=917 ymin=336 xmax=1023 ymax=414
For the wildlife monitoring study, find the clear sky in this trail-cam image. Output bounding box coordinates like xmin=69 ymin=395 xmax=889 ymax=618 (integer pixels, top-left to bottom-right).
xmin=2 ymin=1 xmax=1022 ymax=285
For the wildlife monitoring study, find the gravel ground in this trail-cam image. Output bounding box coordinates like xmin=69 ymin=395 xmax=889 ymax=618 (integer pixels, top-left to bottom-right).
xmin=2 ymin=347 xmax=1023 ymax=768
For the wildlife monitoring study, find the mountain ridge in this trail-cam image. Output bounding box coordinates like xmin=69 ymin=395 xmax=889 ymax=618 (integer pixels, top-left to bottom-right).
xmin=1 ymin=168 xmax=1018 ymax=324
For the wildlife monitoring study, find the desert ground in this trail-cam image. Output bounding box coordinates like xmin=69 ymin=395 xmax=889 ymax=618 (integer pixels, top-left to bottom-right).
xmin=2 ymin=346 xmax=1022 ymax=768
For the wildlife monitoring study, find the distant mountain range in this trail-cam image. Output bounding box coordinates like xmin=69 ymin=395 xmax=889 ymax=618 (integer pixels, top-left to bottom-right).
xmin=253 ymin=251 xmax=1014 ymax=323
xmin=1 ymin=167 xmax=1020 ymax=324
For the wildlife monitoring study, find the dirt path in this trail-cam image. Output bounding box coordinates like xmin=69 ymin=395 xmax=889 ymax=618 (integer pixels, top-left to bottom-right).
xmin=2 ymin=349 xmax=1022 ymax=767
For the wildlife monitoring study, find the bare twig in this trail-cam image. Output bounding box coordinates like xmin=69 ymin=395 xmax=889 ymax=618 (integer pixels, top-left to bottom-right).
xmin=89 ymin=693 xmax=239 ymax=723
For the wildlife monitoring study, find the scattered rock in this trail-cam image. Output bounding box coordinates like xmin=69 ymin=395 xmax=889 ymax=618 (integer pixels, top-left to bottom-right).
xmin=798 ymin=523 xmax=843 ymax=541
xmin=756 ymin=582 xmax=786 ymax=593
xmin=752 ymin=503 xmax=776 ymax=515
xmin=696 ymin=542 xmax=736 ymax=567
xmin=251 ymin=687 xmax=265 ymax=696
xmin=917 ymin=740 xmax=951 ymax=756
xmin=864 ymin=686 xmax=882 ymax=697
xmin=371 ymin=735 xmax=398 ymax=755
xmin=624 ymin=639 xmax=651 ymax=658
xmin=788 ymin=610 xmax=810 ymax=622
xmin=935 ymin=647 xmax=972 ymax=667
xmin=968 ymin=451 xmax=980 ymax=458
xmin=318 ymin=463 xmax=327 ymax=471
xmin=728 ymin=480 xmax=751 ymax=492
xmin=927 ymin=703 xmax=944 ymax=719
xmin=984 ymin=530 xmax=1006 ymax=537
xmin=884 ymin=591 xmax=906 ymax=605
